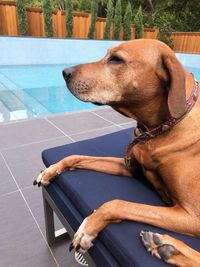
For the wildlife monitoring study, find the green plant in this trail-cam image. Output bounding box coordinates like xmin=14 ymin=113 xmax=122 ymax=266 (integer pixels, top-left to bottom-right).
xmin=153 ymin=13 xmax=174 ymax=48
xmin=43 ymin=0 xmax=54 ymax=37
xmin=79 ymin=0 xmax=91 ymax=12
xmin=113 ymin=0 xmax=122 ymax=40
xmin=123 ymin=2 xmax=132 ymax=40
xmin=65 ymin=0 xmax=73 ymax=37
xmin=16 ymin=0 xmax=28 ymax=35
xmin=134 ymin=5 xmax=143 ymax=39
xmin=103 ymin=0 xmax=114 ymax=39
xmin=88 ymin=0 xmax=99 ymax=39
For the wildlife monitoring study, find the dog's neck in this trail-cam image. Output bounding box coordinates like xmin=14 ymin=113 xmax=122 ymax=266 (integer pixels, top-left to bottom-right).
xmin=130 ymin=98 xmax=170 ymax=131
xmin=114 ymin=95 xmax=170 ymax=131
xmin=114 ymin=72 xmax=195 ymax=131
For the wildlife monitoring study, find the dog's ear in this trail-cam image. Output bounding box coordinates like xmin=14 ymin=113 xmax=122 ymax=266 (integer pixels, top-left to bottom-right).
xmin=157 ymin=54 xmax=186 ymax=118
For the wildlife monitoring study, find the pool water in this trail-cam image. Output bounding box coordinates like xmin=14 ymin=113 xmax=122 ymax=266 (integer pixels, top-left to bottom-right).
xmin=0 ymin=64 xmax=95 ymax=122
xmin=187 ymin=66 xmax=200 ymax=81
xmin=0 ymin=64 xmax=199 ymax=123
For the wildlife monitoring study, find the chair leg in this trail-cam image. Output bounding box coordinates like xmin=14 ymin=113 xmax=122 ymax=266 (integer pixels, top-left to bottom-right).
xmin=42 ymin=189 xmax=56 ymax=246
xmin=42 ymin=187 xmax=70 ymax=246
xmin=42 ymin=187 xmax=97 ymax=267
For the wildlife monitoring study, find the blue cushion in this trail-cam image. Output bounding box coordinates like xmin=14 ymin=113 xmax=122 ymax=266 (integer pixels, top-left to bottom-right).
xmin=42 ymin=128 xmax=200 ymax=267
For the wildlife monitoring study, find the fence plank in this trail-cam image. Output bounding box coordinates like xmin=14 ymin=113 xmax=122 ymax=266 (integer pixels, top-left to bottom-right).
xmin=143 ymin=28 xmax=159 ymax=39
xmin=12 ymin=5 xmax=18 ymax=35
xmin=171 ymin=32 xmax=200 ymax=53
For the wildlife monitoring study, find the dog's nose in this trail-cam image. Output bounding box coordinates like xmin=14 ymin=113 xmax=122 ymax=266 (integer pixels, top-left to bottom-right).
xmin=62 ymin=67 xmax=75 ymax=81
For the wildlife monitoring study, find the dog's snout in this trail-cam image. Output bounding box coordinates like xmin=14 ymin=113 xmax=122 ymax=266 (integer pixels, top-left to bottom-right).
xmin=62 ymin=67 xmax=75 ymax=81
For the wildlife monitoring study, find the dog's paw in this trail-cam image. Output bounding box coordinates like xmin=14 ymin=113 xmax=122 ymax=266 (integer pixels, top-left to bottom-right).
xmin=33 ymin=164 xmax=61 ymax=187
xmin=70 ymin=218 xmax=97 ymax=253
xmin=69 ymin=203 xmax=113 ymax=253
xmin=140 ymin=231 xmax=178 ymax=263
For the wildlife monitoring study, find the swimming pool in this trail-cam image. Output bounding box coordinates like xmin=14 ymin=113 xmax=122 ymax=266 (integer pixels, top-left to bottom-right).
xmin=0 ymin=64 xmax=96 ymax=122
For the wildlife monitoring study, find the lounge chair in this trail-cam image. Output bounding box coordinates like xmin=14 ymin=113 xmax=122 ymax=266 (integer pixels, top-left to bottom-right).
xmin=42 ymin=128 xmax=200 ymax=267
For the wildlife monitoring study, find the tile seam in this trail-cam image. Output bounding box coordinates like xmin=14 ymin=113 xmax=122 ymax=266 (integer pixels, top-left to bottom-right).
xmin=119 ymin=121 xmax=137 ymax=126
xmin=70 ymin=125 xmax=121 ymax=137
xmin=90 ymin=110 xmax=125 ymax=129
xmin=0 ymin=151 xmax=60 ymax=267
xmin=0 ymin=135 xmax=68 ymax=152
xmin=0 ymin=189 xmax=19 ymax=199
xmin=45 ymin=117 xmax=75 ymax=142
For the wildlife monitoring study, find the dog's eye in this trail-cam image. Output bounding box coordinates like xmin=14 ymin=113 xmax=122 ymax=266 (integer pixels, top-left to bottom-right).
xmin=108 ymin=56 xmax=124 ymax=64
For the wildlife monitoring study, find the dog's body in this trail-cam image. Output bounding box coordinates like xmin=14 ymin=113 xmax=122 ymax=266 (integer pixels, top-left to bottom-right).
xmin=35 ymin=39 xmax=200 ymax=266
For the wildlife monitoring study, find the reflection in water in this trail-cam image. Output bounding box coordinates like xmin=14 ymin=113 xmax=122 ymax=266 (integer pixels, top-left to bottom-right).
xmin=0 ymin=85 xmax=95 ymax=122
xmin=0 ymin=64 xmax=95 ymax=122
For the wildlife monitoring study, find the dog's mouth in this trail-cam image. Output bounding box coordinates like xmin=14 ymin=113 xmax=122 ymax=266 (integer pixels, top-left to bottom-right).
xmin=66 ymin=84 xmax=103 ymax=105
xmin=65 ymin=80 xmax=88 ymax=99
xmin=65 ymin=78 xmax=121 ymax=107
xmin=65 ymin=80 xmax=104 ymax=105
xmin=92 ymin=102 xmax=104 ymax=106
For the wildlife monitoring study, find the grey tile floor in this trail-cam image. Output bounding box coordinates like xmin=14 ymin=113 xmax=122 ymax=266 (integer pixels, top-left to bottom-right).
xmin=0 ymin=107 xmax=136 ymax=267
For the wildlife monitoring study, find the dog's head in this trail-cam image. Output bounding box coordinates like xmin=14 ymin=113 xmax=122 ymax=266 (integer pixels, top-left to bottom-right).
xmin=63 ymin=39 xmax=187 ymax=120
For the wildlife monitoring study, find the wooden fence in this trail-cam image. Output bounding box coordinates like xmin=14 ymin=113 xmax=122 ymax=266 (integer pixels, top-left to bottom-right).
xmin=0 ymin=1 xmax=160 ymax=40
xmin=171 ymin=32 xmax=200 ymax=54
xmin=0 ymin=1 xmax=200 ymax=53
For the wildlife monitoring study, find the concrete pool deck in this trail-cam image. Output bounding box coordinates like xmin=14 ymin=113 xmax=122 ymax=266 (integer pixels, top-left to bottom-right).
xmin=0 ymin=107 xmax=136 ymax=267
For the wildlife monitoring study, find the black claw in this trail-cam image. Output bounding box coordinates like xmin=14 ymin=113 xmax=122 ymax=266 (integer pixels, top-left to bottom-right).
xmin=38 ymin=182 xmax=41 ymax=187
xmin=75 ymin=244 xmax=81 ymax=252
xmin=69 ymin=243 xmax=74 ymax=252
xmin=33 ymin=180 xmax=37 ymax=186
xmin=40 ymin=170 xmax=44 ymax=173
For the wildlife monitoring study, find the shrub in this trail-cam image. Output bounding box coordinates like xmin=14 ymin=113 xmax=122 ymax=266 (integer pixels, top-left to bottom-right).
xmin=157 ymin=27 xmax=173 ymax=48
xmin=43 ymin=0 xmax=54 ymax=37
xmin=65 ymin=0 xmax=73 ymax=37
xmin=113 ymin=0 xmax=122 ymax=40
xmin=16 ymin=0 xmax=28 ymax=35
xmin=88 ymin=0 xmax=98 ymax=39
xmin=103 ymin=0 xmax=114 ymax=39
xmin=153 ymin=13 xmax=174 ymax=48
xmin=123 ymin=2 xmax=132 ymax=40
xmin=134 ymin=5 xmax=143 ymax=39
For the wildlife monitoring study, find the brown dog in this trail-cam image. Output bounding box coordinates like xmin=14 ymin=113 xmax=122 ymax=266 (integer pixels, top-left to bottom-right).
xmin=35 ymin=39 xmax=200 ymax=266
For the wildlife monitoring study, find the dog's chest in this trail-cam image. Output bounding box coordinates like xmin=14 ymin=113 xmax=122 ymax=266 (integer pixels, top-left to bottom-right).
xmin=132 ymin=142 xmax=156 ymax=170
xmin=132 ymin=143 xmax=175 ymax=205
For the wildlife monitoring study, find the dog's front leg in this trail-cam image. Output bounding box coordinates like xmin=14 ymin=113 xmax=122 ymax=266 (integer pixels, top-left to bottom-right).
xmin=71 ymin=200 xmax=200 ymax=256
xmin=34 ymin=156 xmax=132 ymax=186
